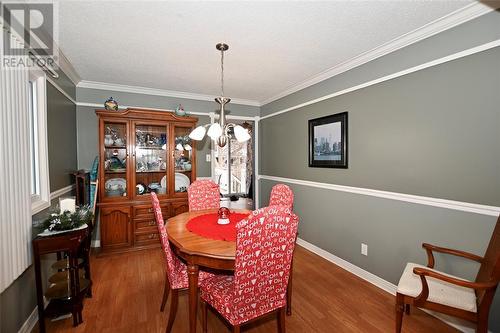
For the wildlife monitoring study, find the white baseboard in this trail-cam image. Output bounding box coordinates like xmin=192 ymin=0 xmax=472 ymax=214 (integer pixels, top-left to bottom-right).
xmin=296 ymin=237 xmax=486 ymax=333
xmin=296 ymin=238 xmax=397 ymax=294
xmin=17 ymin=306 xmax=38 ymax=333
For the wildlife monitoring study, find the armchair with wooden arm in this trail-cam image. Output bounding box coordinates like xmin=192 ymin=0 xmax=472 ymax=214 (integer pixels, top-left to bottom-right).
xmin=395 ymin=215 xmax=500 ymax=333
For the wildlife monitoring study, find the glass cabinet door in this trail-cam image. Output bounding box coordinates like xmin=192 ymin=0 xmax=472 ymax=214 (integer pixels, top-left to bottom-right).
xmin=134 ymin=123 xmax=168 ymax=198
xmin=103 ymin=122 xmax=128 ymax=199
xmin=173 ymin=126 xmax=194 ymax=195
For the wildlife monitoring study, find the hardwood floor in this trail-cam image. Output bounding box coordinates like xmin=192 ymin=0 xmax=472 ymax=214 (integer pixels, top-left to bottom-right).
xmin=33 ymin=245 xmax=459 ymax=333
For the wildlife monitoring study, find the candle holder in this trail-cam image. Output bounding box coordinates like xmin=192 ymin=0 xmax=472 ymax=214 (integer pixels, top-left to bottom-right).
xmin=217 ymin=207 xmax=230 ymax=225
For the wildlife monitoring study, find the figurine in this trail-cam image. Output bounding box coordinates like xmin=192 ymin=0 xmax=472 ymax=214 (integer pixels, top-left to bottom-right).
xmin=175 ymin=104 xmax=186 ymax=116
xmin=104 ymin=97 xmax=118 ymax=111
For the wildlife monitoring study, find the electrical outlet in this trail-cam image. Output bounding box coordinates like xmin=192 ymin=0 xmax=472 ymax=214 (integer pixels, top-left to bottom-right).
xmin=361 ymin=243 xmax=368 ymax=256
xmin=206 ymin=154 xmax=211 ymax=162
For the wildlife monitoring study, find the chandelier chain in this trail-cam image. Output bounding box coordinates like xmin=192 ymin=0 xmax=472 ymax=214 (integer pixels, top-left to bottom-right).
xmin=220 ymin=48 xmax=224 ymax=97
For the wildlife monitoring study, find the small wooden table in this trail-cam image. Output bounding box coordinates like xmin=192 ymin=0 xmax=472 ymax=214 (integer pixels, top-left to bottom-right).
xmin=166 ymin=209 xmax=249 ymax=333
xmin=32 ymin=227 xmax=91 ymax=333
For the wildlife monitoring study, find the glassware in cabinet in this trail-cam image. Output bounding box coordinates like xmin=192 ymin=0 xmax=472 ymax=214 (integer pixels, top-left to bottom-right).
xmin=173 ymin=126 xmax=194 ymax=193
xmin=103 ymin=122 xmax=128 ymax=199
xmin=134 ymin=123 xmax=168 ymax=197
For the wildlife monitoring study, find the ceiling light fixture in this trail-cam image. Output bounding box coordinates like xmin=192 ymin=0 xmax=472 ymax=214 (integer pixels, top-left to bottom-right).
xmin=189 ymin=43 xmax=251 ymax=147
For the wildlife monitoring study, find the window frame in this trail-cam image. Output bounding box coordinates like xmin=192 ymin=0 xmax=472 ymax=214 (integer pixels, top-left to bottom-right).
xmin=29 ymin=70 xmax=51 ymax=215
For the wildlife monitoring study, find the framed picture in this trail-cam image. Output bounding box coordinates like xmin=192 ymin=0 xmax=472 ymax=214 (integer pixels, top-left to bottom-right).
xmin=308 ymin=112 xmax=348 ymax=168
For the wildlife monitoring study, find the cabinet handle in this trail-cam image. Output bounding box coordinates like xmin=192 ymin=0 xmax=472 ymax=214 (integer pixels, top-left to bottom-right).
xmin=148 ymin=233 xmax=157 ymax=239
xmin=148 ymin=208 xmax=153 ymax=213
xmin=148 ymin=220 xmax=156 ymax=226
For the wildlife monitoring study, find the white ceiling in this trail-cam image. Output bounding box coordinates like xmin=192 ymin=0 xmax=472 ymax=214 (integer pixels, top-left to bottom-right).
xmin=58 ymin=0 xmax=474 ymax=104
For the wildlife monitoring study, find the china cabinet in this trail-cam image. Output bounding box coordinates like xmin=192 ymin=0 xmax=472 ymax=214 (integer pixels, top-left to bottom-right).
xmin=96 ymin=108 xmax=197 ymax=254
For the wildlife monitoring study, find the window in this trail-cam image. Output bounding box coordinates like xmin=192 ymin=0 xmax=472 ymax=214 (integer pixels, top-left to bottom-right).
xmin=213 ymin=121 xmax=253 ymax=197
xmin=29 ymin=70 xmax=50 ymax=214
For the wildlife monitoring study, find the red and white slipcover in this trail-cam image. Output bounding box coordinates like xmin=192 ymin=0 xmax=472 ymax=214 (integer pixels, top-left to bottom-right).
xmin=187 ymin=179 xmax=220 ymax=212
xmin=269 ymin=184 xmax=294 ymax=210
xmin=200 ymin=206 xmax=299 ymax=326
xmin=151 ymin=192 xmax=213 ymax=289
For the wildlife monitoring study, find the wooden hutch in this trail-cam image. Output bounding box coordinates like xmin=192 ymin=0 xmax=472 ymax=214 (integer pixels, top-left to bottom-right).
xmin=96 ymin=108 xmax=197 ymax=254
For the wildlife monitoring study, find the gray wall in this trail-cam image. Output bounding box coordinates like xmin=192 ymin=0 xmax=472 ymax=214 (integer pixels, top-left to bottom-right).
xmin=259 ymin=13 xmax=500 ymax=332
xmin=0 ymin=71 xmax=77 ymax=333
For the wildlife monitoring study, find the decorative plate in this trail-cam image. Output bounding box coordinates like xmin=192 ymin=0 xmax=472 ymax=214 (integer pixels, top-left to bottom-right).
xmin=175 ymin=172 xmax=190 ymax=192
xmin=105 ymin=178 xmax=126 ymax=193
xmin=108 ymin=156 xmax=125 ymax=171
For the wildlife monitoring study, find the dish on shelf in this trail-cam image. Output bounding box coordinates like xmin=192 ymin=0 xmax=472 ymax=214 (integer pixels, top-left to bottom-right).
xmin=136 ymin=183 xmax=146 ymax=195
xmin=161 ymin=176 xmax=167 ymax=189
xmin=175 ymin=172 xmax=190 ymax=192
xmin=106 ymin=156 xmax=126 ymax=171
xmin=149 ymin=182 xmax=161 ymax=190
xmin=105 ymin=178 xmax=126 ymax=196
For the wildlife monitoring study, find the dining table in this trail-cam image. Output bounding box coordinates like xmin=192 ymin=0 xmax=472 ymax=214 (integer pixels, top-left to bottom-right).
xmin=166 ymin=208 xmax=250 ymax=333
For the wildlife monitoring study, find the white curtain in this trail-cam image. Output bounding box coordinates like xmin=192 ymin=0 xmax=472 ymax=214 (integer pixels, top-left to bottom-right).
xmin=0 ymin=32 xmax=33 ymax=292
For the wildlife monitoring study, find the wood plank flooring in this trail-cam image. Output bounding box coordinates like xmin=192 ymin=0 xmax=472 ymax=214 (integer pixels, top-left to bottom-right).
xmin=33 ymin=245 xmax=459 ymax=333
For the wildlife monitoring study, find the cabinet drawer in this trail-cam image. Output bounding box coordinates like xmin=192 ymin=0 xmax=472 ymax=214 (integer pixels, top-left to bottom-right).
xmin=134 ymin=232 xmax=160 ymax=246
xmin=135 ymin=217 xmax=158 ymax=231
xmin=134 ymin=203 xmax=170 ymax=218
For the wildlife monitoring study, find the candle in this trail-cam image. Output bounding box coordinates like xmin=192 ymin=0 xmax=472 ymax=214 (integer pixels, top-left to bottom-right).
xmin=59 ymin=197 xmax=76 ymax=214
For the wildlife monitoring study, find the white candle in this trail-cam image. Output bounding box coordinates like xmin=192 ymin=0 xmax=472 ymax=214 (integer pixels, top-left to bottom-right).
xmin=60 ymin=197 xmax=76 ymax=213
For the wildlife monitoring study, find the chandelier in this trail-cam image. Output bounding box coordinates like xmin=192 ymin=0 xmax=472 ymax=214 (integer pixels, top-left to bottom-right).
xmin=189 ymin=43 xmax=251 ymax=147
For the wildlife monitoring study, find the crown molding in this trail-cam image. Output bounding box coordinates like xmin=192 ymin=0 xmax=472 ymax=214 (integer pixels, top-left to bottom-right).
xmin=77 ymin=80 xmax=261 ymax=107
xmin=260 ymin=2 xmax=496 ymax=106
xmin=260 ymin=39 xmax=500 ymax=120
xmin=57 ymin=50 xmax=81 ymax=86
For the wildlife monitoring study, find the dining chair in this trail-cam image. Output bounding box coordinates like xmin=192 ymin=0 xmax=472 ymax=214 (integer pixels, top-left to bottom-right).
xmin=187 ymin=179 xmax=220 ymax=211
xmin=395 ymin=215 xmax=500 ymax=333
xmin=269 ymin=183 xmax=295 ymax=315
xmin=151 ymin=192 xmax=216 ymax=333
xmin=269 ymin=184 xmax=294 ymax=209
xmin=200 ymin=206 xmax=299 ymax=333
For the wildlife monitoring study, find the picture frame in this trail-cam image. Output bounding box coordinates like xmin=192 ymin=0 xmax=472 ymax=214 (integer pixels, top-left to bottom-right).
xmin=308 ymin=112 xmax=348 ymax=168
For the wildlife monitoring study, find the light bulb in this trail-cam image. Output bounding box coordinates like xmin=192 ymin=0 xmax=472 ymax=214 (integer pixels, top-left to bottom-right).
xmin=207 ymin=123 xmax=223 ymax=140
xmin=234 ymin=125 xmax=251 ymax=142
xmin=189 ymin=125 xmax=206 ymax=140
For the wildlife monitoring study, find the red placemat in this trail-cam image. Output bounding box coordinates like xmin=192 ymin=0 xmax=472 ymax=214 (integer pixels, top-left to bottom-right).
xmin=186 ymin=212 xmax=249 ymax=241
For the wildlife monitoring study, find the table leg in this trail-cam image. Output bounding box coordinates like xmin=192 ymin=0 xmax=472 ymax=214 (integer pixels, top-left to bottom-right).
xmin=33 ymin=245 xmax=46 ymax=333
xmin=187 ymin=263 xmax=199 ymax=333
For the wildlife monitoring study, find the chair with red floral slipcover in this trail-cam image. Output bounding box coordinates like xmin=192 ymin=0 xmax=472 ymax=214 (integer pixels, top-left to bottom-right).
xmin=269 ymin=183 xmax=295 ymax=315
xmin=269 ymin=184 xmax=294 ymax=210
xmin=200 ymin=206 xmax=299 ymax=333
xmin=151 ymin=192 xmax=216 ymax=333
xmin=187 ymin=179 xmax=220 ymax=211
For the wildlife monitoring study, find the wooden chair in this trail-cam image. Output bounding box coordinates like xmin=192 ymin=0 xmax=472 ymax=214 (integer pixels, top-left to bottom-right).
xmin=187 ymin=179 xmax=220 ymax=211
xmin=51 ymin=180 xmax=99 ymax=297
xmin=269 ymin=183 xmax=295 ymax=315
xmin=150 ymin=192 xmax=216 ymax=333
xmin=200 ymin=206 xmax=299 ymax=333
xmin=395 ymin=215 xmax=500 ymax=333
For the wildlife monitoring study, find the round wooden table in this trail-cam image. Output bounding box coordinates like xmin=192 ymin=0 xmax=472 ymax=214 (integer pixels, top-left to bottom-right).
xmin=166 ymin=209 xmax=250 ymax=333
